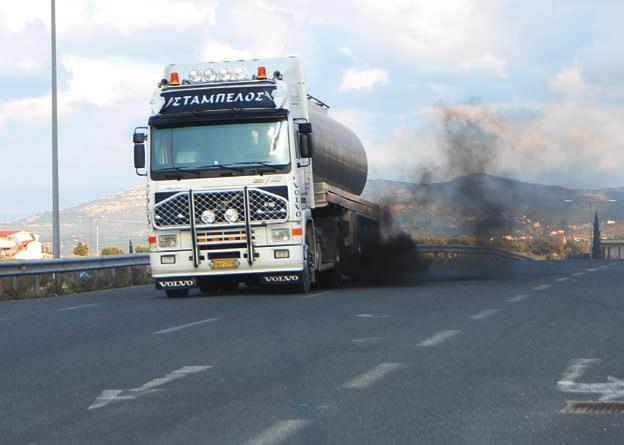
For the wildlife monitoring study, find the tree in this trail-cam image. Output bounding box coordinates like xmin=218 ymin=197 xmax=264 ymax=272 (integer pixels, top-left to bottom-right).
xmin=73 ymin=242 xmax=89 ymax=256
xmin=592 ymin=212 xmax=602 ymax=259
xmin=128 ymin=240 xmax=134 ymax=254
xmin=100 ymin=246 xmax=123 ymax=256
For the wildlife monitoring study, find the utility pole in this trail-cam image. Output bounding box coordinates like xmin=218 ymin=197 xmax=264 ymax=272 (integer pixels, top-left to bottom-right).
xmin=96 ymin=221 xmax=100 ymax=256
xmin=51 ymin=0 xmax=60 ymax=258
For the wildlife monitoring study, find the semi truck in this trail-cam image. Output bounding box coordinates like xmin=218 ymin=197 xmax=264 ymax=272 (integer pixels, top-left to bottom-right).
xmin=133 ymin=57 xmax=379 ymax=297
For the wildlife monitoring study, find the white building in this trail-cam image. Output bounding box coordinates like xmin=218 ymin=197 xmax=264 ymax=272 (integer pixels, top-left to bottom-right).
xmin=0 ymin=230 xmax=47 ymax=260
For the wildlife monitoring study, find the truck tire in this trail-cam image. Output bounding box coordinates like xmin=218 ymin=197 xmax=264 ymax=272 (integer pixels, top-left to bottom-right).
xmin=295 ymin=242 xmax=313 ymax=294
xmin=321 ymin=234 xmax=343 ymax=288
xmin=165 ymin=289 xmax=189 ymax=298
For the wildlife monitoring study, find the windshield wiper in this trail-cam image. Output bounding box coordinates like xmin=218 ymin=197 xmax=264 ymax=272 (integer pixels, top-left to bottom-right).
xmin=221 ymin=161 xmax=285 ymax=171
xmin=194 ymin=164 xmax=245 ymax=174
xmin=157 ymin=167 xmax=201 ymax=180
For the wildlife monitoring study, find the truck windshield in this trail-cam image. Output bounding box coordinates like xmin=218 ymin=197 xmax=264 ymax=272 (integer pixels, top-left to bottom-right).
xmin=150 ymin=120 xmax=290 ymax=177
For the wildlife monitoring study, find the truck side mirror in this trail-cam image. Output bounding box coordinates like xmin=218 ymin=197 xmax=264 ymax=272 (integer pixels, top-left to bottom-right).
xmin=134 ymin=143 xmax=146 ymax=170
xmin=133 ymin=133 xmax=146 ymax=143
xmin=299 ymin=133 xmax=313 ymax=158
xmin=298 ymin=122 xmax=312 ymax=134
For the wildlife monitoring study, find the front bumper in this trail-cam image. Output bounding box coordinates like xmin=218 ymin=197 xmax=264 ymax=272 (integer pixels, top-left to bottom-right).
xmin=150 ymin=244 xmax=304 ymax=278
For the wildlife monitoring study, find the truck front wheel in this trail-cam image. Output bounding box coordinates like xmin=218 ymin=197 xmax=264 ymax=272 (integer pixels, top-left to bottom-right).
xmin=295 ymin=242 xmax=313 ymax=294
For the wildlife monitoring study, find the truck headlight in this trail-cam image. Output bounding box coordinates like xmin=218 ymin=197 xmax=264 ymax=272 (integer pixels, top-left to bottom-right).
xmin=201 ymin=209 xmax=216 ymax=224
xmin=224 ymin=208 xmax=239 ymax=223
xmin=158 ymin=234 xmax=177 ymax=248
xmin=271 ymin=228 xmax=291 ymax=243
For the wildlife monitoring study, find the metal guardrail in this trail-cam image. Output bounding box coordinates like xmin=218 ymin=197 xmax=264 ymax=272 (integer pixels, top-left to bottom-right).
xmin=418 ymin=244 xmax=533 ymax=262
xmin=0 ymin=254 xmax=150 ymax=277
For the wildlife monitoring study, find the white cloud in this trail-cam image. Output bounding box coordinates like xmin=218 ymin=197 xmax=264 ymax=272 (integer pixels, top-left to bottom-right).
xmin=0 ymin=55 xmax=160 ymax=127
xmin=461 ymin=52 xmax=508 ymax=78
xmin=339 ymin=68 xmax=388 ymax=91
xmin=0 ymin=0 xmax=217 ymax=35
xmin=549 ymin=63 xmax=600 ymax=99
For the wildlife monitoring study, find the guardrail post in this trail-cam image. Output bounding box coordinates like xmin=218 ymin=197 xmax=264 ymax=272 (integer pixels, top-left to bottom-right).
xmin=111 ymin=268 xmax=116 ymax=287
xmin=11 ymin=275 xmax=17 ymax=293
xmin=33 ymin=274 xmax=40 ymax=296
xmin=128 ymin=266 xmax=134 ymax=285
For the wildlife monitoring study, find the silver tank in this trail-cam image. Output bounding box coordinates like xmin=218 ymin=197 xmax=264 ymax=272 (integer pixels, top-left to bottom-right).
xmin=309 ymin=110 xmax=368 ymax=196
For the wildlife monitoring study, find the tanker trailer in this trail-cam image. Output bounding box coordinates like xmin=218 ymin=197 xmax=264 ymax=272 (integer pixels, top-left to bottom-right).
xmin=133 ymin=57 xmax=379 ymax=297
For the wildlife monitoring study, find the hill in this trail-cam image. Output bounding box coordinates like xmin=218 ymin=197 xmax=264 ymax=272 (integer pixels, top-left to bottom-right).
xmin=3 ymin=173 xmax=624 ymax=255
xmin=363 ymin=173 xmax=624 ymax=240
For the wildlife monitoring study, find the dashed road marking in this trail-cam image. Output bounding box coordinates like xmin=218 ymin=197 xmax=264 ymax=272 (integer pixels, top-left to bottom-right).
xmin=533 ymin=284 xmax=552 ymax=291
xmin=356 ymin=313 xmax=390 ymax=319
xmin=351 ymin=337 xmax=384 ymax=344
xmin=599 ymin=266 xmax=608 ymax=269
xmin=586 ymin=268 xmax=599 ymax=272
xmin=418 ymin=330 xmax=460 ymax=347
xmin=57 ymin=303 xmax=102 ymax=312
xmin=609 ymin=263 xmax=617 ymax=266
xmin=555 ymin=277 xmax=570 ymax=282
xmin=470 ymin=308 xmax=500 ymax=320
xmin=342 ymin=363 xmax=403 ymax=389
xmin=89 ymin=365 xmax=211 ymax=409
xmin=154 ymin=318 xmax=219 ymax=334
xmin=572 ymin=272 xmax=585 ymax=277
xmin=244 ymin=419 xmax=312 ymax=445
xmin=507 ymin=294 xmax=529 ymax=303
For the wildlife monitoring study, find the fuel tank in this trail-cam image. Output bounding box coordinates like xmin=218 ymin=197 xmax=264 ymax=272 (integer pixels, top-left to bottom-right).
xmin=309 ymin=110 xmax=368 ymax=196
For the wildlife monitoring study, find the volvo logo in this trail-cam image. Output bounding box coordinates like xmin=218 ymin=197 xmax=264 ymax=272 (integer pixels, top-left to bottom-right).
xmin=261 ymin=275 xmax=300 ymax=284
xmin=157 ymin=279 xmax=195 ymax=289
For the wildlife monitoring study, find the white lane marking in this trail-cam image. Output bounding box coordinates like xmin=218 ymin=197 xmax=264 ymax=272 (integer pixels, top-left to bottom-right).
xmin=303 ymin=290 xmax=334 ymax=299
xmin=572 ymin=272 xmax=585 ymax=277
xmin=507 ymin=294 xmax=529 ymax=303
xmin=599 ymin=266 xmax=608 ymax=269
xmin=586 ymin=268 xmax=599 ymax=272
xmin=244 ymin=419 xmax=312 ymax=445
xmin=555 ymin=277 xmax=570 ymax=282
xmin=342 ymin=363 xmax=403 ymax=389
xmin=57 ymin=303 xmax=102 ymax=312
xmin=351 ymin=337 xmax=384 ymax=344
xmin=89 ymin=365 xmax=211 ymax=409
xmin=608 ymin=263 xmax=617 ymax=266
xmin=418 ymin=330 xmax=459 ymax=347
xmin=533 ymin=284 xmax=552 ymax=291
xmin=557 ymin=359 xmax=624 ymax=401
xmin=470 ymin=308 xmax=500 ymax=320
xmin=153 ymin=318 xmax=219 ymax=334
xmin=356 ymin=313 xmax=390 ymax=319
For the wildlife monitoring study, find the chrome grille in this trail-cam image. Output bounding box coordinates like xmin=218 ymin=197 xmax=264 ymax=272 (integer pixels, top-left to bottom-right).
xmin=196 ymin=229 xmax=255 ymax=245
xmin=153 ymin=193 xmax=190 ymax=227
xmin=248 ymin=189 xmax=289 ymax=221
xmin=153 ymin=188 xmax=288 ymax=228
xmin=193 ymin=191 xmax=246 ymax=225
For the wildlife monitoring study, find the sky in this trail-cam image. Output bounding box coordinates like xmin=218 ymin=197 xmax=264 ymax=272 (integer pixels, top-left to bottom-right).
xmin=1 ymin=0 xmax=624 ymax=221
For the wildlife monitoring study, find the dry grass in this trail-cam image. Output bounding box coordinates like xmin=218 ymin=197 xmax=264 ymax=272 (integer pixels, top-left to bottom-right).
xmin=0 ymin=266 xmax=153 ymax=301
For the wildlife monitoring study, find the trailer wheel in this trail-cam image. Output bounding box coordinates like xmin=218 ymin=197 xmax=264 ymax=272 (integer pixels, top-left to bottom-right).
xmin=321 ymin=234 xmax=343 ymax=288
xmin=165 ymin=289 xmax=189 ymax=298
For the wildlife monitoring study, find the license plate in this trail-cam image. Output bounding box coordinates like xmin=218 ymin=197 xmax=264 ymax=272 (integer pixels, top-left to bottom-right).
xmin=212 ymin=259 xmax=238 ymax=269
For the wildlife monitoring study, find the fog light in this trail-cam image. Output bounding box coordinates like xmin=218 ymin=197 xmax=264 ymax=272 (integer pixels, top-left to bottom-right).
xmin=274 ymin=249 xmax=289 ymax=259
xmin=158 ymin=234 xmax=177 ymax=248
xmin=161 ymin=255 xmax=176 ymax=264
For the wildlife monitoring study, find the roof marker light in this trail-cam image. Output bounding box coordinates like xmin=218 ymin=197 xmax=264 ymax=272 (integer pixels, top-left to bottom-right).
xmin=257 ymin=66 xmax=267 ymax=80
xmin=188 ymin=69 xmax=203 ymax=83
xmin=170 ymin=72 xmax=180 ymax=85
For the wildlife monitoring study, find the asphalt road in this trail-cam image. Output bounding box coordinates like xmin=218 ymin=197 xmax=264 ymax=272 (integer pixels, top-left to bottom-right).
xmin=1 ymin=260 xmax=623 ymax=444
